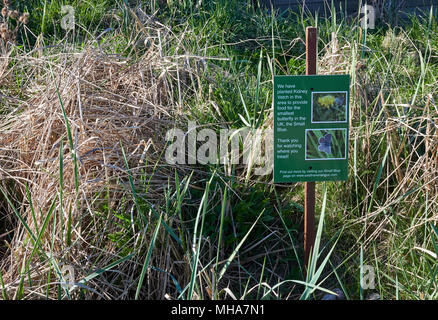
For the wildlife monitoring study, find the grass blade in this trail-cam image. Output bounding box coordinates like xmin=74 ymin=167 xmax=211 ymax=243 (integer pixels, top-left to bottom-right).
xmin=213 ymin=186 xmax=227 ymax=300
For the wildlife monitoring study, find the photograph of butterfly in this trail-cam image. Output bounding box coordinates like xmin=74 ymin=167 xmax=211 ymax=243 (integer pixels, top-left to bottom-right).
xmin=305 ymin=129 xmax=347 ymax=160
xmin=311 ymin=91 xmax=348 ymax=123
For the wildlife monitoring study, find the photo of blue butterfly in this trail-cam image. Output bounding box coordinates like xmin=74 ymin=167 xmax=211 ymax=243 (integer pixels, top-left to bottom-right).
xmin=318 ymin=133 xmax=332 ymax=154
xmin=306 ymin=129 xmax=346 ymax=160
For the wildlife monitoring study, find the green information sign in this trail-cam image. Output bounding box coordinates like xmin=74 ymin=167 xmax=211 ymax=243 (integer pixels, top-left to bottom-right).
xmin=274 ymin=75 xmax=350 ymax=183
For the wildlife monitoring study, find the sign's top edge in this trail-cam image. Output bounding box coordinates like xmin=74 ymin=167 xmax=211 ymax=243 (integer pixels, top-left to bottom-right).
xmin=274 ymin=74 xmax=350 ymax=77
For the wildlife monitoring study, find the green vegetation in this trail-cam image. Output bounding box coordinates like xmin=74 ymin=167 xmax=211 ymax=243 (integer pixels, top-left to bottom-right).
xmin=1 ymin=0 xmax=438 ymax=300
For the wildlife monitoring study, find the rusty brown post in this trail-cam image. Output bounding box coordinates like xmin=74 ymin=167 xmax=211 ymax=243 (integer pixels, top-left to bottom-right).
xmin=304 ymin=27 xmax=317 ymax=269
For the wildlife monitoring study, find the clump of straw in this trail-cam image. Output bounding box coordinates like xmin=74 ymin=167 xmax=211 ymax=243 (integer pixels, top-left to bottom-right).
xmin=0 ymin=41 xmax=180 ymax=298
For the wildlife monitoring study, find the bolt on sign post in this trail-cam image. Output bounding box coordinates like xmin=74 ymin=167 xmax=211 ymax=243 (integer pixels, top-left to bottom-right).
xmin=273 ymin=27 xmax=350 ymax=268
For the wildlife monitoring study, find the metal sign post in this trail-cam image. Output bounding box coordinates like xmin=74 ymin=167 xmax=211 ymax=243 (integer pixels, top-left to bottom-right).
xmin=304 ymin=27 xmax=317 ymax=268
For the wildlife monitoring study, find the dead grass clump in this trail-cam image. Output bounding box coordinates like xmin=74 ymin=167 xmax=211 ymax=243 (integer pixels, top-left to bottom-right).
xmin=0 ymin=43 xmax=183 ymax=298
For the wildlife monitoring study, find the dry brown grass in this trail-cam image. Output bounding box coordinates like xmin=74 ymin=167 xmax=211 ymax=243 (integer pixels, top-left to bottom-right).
xmin=0 ymin=32 xmax=194 ymax=298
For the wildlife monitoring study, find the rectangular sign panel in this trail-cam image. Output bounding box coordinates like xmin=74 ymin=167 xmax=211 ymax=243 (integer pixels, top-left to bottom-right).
xmin=274 ymin=75 xmax=350 ymax=183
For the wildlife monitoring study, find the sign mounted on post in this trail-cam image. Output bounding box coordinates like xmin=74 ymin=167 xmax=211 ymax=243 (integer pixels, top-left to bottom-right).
xmin=273 ymin=74 xmax=350 ymax=183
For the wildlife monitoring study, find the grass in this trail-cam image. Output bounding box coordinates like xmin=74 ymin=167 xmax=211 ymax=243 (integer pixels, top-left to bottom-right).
xmin=0 ymin=0 xmax=438 ymax=300
xmin=306 ymin=129 xmax=347 ymax=160
xmin=312 ymin=92 xmax=348 ymax=122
